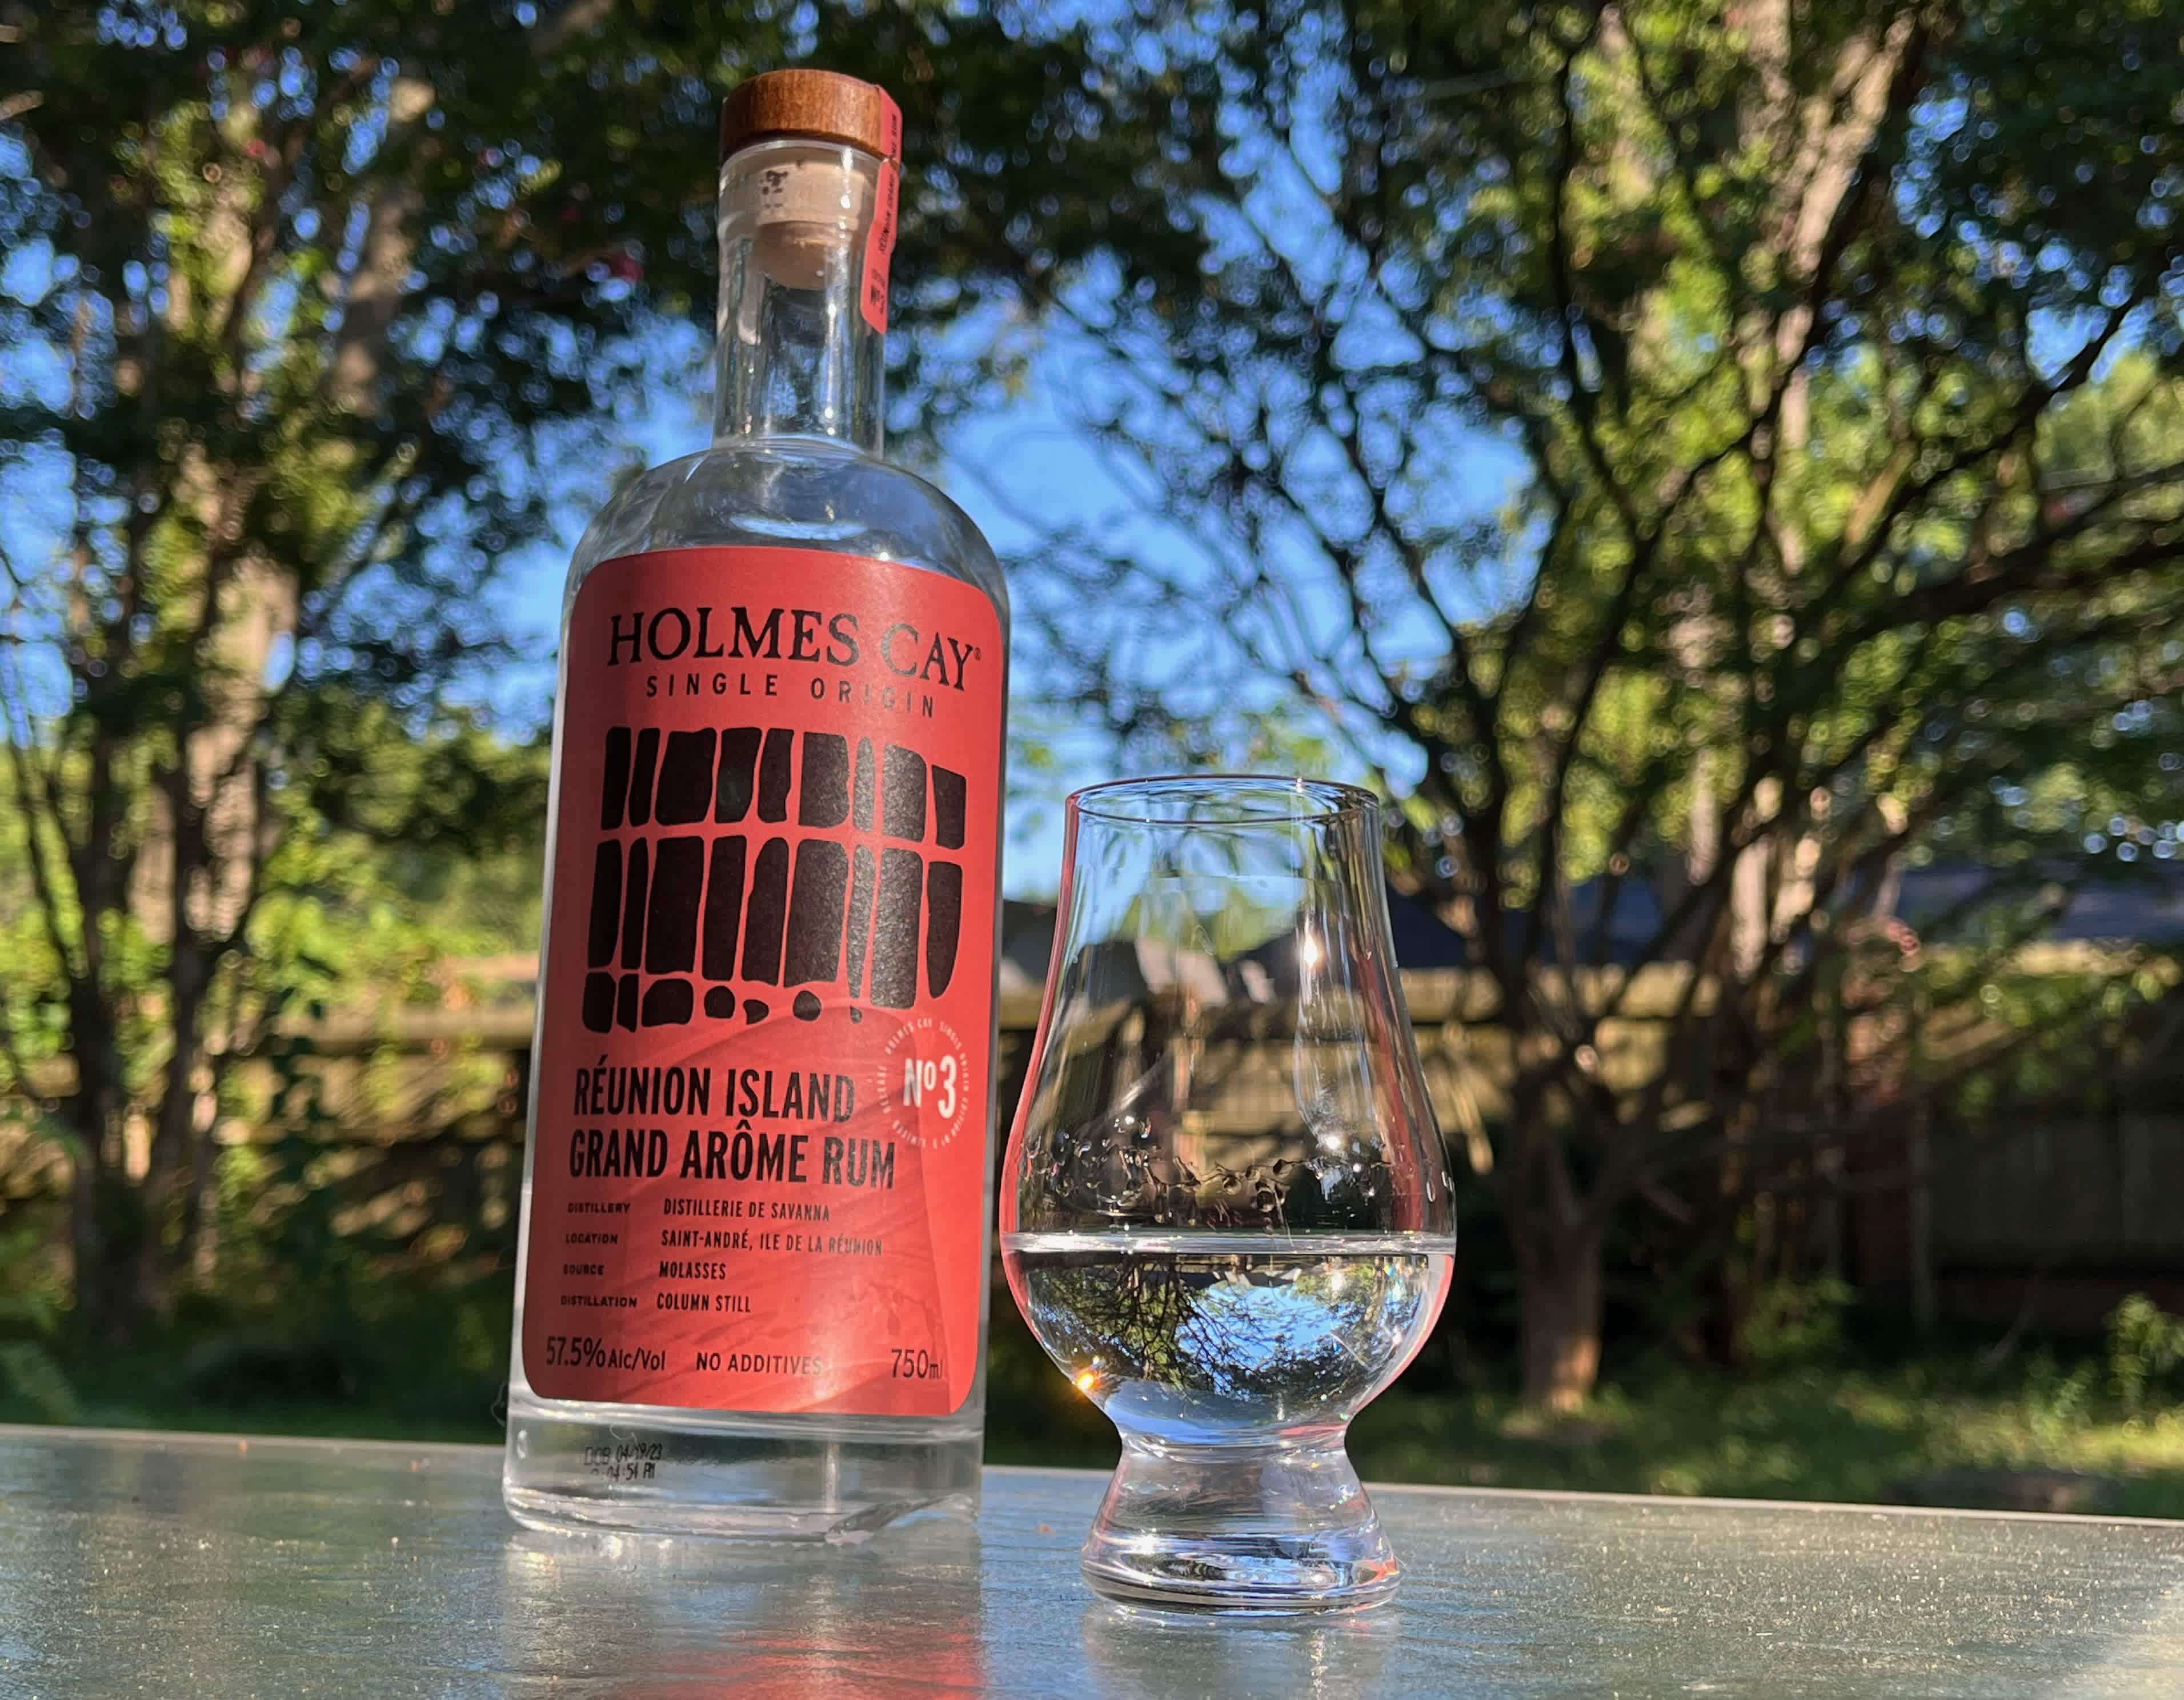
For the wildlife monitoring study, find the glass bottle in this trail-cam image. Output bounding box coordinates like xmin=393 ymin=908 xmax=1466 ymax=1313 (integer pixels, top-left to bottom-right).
xmin=503 ymin=70 xmax=1009 ymax=1539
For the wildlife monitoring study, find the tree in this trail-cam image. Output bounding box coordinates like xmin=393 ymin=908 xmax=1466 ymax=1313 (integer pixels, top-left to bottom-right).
xmin=0 ymin=0 xmax=1199 ymax=1338
xmin=1007 ymin=0 xmax=2184 ymax=1405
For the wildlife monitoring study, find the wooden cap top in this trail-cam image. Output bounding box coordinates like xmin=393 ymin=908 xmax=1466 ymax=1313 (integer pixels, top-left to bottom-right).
xmin=720 ymin=70 xmax=901 ymax=162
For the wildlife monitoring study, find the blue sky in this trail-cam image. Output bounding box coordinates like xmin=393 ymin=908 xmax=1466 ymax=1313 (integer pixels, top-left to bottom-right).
xmin=1 ymin=111 xmax=1531 ymax=905
xmin=473 ymin=319 xmax=1167 ymax=898
xmin=474 ymin=313 xmax=1528 ymax=898
xmin=0 ymin=261 xmax=1522 ymax=900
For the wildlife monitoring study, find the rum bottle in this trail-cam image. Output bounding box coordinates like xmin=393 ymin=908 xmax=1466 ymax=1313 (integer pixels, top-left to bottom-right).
xmin=503 ymin=70 xmax=1008 ymax=1538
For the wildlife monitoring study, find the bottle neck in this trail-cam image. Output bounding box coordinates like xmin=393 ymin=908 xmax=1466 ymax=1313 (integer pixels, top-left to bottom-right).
xmin=714 ymin=139 xmax=887 ymax=454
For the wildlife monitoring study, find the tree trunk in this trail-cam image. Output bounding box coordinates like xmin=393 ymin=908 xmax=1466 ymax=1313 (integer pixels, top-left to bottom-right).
xmin=67 ymin=1109 xmax=118 ymax=1338
xmin=1517 ymin=1227 xmax=1604 ymax=1412
xmin=63 ymin=984 xmax=149 ymax=1343
xmin=1907 ymin=1107 xmax=1937 ymax=1335
xmin=67 ymin=1106 xmax=151 ymax=1343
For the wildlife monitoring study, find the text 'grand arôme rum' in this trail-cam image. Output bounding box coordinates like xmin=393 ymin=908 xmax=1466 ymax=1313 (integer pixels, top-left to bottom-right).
xmin=503 ymin=69 xmax=1009 ymax=1539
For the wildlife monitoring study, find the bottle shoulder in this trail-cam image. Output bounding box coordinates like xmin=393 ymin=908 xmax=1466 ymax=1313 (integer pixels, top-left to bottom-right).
xmin=563 ymin=441 xmax=1007 ymax=626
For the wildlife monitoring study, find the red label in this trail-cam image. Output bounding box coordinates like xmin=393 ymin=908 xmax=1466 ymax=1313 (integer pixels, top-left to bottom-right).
xmin=860 ymin=94 xmax=903 ymax=334
xmin=522 ymin=546 xmax=1004 ymax=1416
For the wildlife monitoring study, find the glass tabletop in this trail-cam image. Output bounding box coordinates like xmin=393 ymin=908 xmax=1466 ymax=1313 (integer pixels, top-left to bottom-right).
xmin=2 ymin=1424 xmax=2180 ymax=1696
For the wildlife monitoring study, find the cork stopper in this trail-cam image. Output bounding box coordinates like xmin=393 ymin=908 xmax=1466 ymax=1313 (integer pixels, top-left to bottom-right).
xmin=720 ymin=70 xmax=900 ymax=162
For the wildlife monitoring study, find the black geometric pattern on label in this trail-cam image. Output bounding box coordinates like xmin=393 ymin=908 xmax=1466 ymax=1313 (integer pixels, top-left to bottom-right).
xmin=716 ymin=727 xmax=762 ymax=822
xmin=871 ymin=847 xmax=923 ymax=1009
xmin=798 ymin=733 xmax=850 ymax=828
xmin=643 ymin=836 xmax=703 ymax=974
xmin=600 ymin=729 xmax=632 ymax=831
xmin=655 ymin=729 xmax=717 ymax=825
xmin=845 ymin=843 xmax=876 ymax=998
xmin=784 ymin=839 xmax=848 ymax=985
xmin=757 ymin=729 xmax=794 ymax=821
xmin=576 ymin=722 xmax=976 ymax=1032
xmin=741 ymin=837 xmax=789 ymax=983
xmin=642 ymin=978 xmax=693 ymax=1026
xmin=626 ymin=727 xmax=660 ymax=827
xmin=702 ymin=835 xmax=747 ymax=981
xmin=586 ymin=840 xmax=622 ymax=967
xmin=925 ymin=860 xmax=963 ymax=996
xmin=932 ymin=765 xmax=967 ymax=850
xmin=881 ymin=743 xmax=926 ymax=841
xmin=620 ymin=838 xmax=649 ymax=970
xmin=853 ymin=738 xmax=876 ymax=831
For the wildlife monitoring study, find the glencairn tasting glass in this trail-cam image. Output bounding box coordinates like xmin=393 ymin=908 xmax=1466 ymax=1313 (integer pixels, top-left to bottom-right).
xmin=1001 ymin=778 xmax=1456 ymax=1611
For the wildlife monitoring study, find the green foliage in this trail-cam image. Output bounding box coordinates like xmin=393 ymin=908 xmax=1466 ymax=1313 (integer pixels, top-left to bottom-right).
xmin=6 ymin=0 xmax=2177 ymax=1418
xmin=0 ymin=1215 xmax=79 ymax=1422
xmin=2 ymin=0 xmax=1201 ymax=1336
xmin=1004 ymin=0 xmax=2184 ymax=1403
xmin=282 ymin=697 xmax=550 ymax=857
xmin=2107 ymin=1294 xmax=2184 ymax=1419
xmin=0 ymin=1342 xmax=81 ymax=1426
xmin=1737 ymin=1276 xmax=1854 ymax=1370
xmin=0 ymin=1264 xmax=515 ymax=1440
xmin=2018 ymin=1353 xmax=2102 ymax=1450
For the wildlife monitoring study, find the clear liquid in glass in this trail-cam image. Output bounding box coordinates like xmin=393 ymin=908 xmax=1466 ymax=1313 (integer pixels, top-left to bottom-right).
xmin=1004 ymin=1231 xmax=1450 ymax=1444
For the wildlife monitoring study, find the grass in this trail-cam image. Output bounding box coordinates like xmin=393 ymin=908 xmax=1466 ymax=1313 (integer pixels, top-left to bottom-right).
xmin=10 ymin=1293 xmax=2184 ymax=1520
xmin=0 ymin=1278 xmax=516 ymax=1446
xmin=985 ymin=1362 xmax=2184 ymax=1521
xmin=1346 ymin=1371 xmax=2184 ymax=1519
xmin=980 ymin=1302 xmax=2184 ymax=1519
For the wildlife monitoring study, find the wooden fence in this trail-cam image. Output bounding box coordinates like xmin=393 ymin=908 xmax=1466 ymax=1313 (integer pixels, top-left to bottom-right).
xmin=14 ymin=966 xmax=2181 ymax=1330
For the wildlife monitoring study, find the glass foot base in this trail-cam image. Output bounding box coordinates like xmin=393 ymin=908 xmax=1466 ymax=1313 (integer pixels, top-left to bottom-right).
xmin=1079 ymin=1436 xmax=1400 ymax=1613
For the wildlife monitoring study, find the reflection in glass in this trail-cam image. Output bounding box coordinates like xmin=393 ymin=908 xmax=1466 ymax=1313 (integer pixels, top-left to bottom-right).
xmin=1001 ymin=777 xmax=1456 ymax=1610
xmin=1077 ymin=1598 xmax=1400 ymax=1695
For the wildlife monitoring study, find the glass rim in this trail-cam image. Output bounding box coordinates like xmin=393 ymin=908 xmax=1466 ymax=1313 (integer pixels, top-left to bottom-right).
xmin=1067 ymin=774 xmax=1378 ymax=826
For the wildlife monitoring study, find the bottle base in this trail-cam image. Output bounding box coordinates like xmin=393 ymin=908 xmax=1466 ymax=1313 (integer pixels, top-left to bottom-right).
xmin=503 ymin=1481 xmax=979 ymax=1543
xmin=503 ymin=1391 xmax=983 ymax=1543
